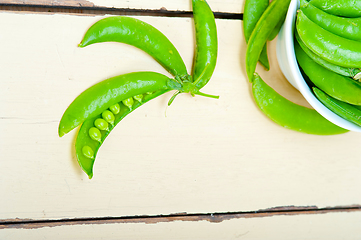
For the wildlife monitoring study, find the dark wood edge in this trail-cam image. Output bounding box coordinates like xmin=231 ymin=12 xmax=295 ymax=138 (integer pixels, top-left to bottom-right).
xmin=1 ymin=205 xmax=361 ymax=229
xmin=0 ymin=3 xmax=243 ymax=19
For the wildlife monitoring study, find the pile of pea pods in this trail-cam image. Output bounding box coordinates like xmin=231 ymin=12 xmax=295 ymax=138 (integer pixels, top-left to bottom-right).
xmin=243 ymin=0 xmax=347 ymax=135
xmin=295 ymin=0 xmax=361 ymax=128
xmin=59 ymin=0 xmax=218 ymax=179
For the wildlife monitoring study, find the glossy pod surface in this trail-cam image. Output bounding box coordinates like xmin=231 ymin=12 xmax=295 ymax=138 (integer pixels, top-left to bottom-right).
xmin=79 ymin=16 xmax=190 ymax=81
xmin=58 ymin=72 xmax=180 ymax=137
xmin=252 ymin=73 xmax=348 ymax=135
xmin=295 ymin=32 xmax=361 ymax=79
xmin=243 ymin=0 xmax=270 ymax=70
xmin=309 ymin=0 xmax=361 ymax=18
xmin=300 ymin=0 xmax=361 ymax=42
xmin=313 ymin=87 xmax=361 ymax=127
xmin=192 ymin=0 xmax=218 ymax=90
xmin=245 ymin=0 xmax=291 ymax=82
xmin=295 ymin=41 xmax=361 ymax=105
xmin=296 ymin=10 xmax=361 ymax=69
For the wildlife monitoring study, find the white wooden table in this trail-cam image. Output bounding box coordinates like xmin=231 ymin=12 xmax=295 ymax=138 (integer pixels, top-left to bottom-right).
xmin=1 ymin=0 xmax=361 ymax=239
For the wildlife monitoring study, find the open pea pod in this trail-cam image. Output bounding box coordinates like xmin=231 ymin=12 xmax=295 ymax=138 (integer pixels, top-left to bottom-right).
xmin=75 ymin=90 xmax=169 ymax=179
xmin=59 ymin=71 xmax=181 ymax=137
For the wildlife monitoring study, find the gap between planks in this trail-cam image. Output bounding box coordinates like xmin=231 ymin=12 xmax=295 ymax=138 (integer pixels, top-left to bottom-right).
xmin=1 ymin=205 xmax=361 ymax=229
xmin=0 ymin=3 xmax=243 ymax=19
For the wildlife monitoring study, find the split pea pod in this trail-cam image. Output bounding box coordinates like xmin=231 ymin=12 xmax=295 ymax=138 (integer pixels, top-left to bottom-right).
xmin=245 ymin=0 xmax=291 ymax=82
xmin=300 ymin=0 xmax=361 ymax=42
xmin=79 ymin=16 xmax=190 ymax=81
xmin=309 ymin=0 xmax=361 ymax=18
xmin=313 ymin=87 xmax=361 ymax=127
xmin=58 ymin=71 xmax=181 ymax=137
xmin=75 ymin=90 xmax=168 ymax=179
xmin=296 ymin=10 xmax=361 ymax=69
xmin=192 ymin=0 xmax=218 ymax=90
xmin=243 ymin=0 xmax=270 ymax=70
xmin=251 ymin=73 xmax=348 ymax=135
xmin=294 ymin=40 xmax=361 ymax=105
xmin=295 ymin=31 xmax=361 ymax=79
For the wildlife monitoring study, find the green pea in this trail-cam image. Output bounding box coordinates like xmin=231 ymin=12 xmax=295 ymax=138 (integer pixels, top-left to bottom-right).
xmin=82 ymin=146 xmax=95 ymax=159
xmin=295 ymin=32 xmax=361 ymax=79
xmin=296 ymin=10 xmax=361 ymax=69
xmin=102 ymin=110 xmax=115 ymax=125
xmin=313 ymin=87 xmax=361 ymax=127
xmin=192 ymin=0 xmax=218 ymax=89
xmin=251 ymin=73 xmax=348 ymax=135
xmin=245 ymin=0 xmax=291 ymax=82
xmin=300 ymin=0 xmax=361 ymax=42
xmin=109 ymin=103 xmax=121 ymax=115
xmin=133 ymin=94 xmax=143 ymax=103
xmin=295 ymin=40 xmax=361 ymax=105
xmin=89 ymin=127 xmax=102 ymax=142
xmin=122 ymin=97 xmax=134 ymax=110
xmin=79 ymin=16 xmax=191 ymax=81
xmin=243 ymin=0 xmax=270 ymax=70
xmin=94 ymin=118 xmax=109 ymax=131
xmin=309 ymin=0 xmax=361 ymax=18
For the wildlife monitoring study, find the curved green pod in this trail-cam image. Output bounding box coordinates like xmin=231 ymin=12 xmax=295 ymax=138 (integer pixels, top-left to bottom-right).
xmin=300 ymin=0 xmax=361 ymax=42
xmin=243 ymin=0 xmax=270 ymax=70
xmin=309 ymin=0 xmax=361 ymax=18
xmin=192 ymin=0 xmax=218 ymax=90
xmin=58 ymin=72 xmax=180 ymax=137
xmin=79 ymin=16 xmax=190 ymax=81
xmin=296 ymin=10 xmax=361 ymax=69
xmin=313 ymin=87 xmax=361 ymax=128
xmin=245 ymin=0 xmax=291 ymax=82
xmin=295 ymin=41 xmax=361 ymax=105
xmin=251 ymin=73 xmax=348 ymax=135
xmin=75 ymin=90 xmax=169 ymax=179
xmin=295 ymin=31 xmax=361 ymax=79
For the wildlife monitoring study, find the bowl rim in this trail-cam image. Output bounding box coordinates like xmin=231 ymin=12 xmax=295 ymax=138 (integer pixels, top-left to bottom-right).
xmin=277 ymin=0 xmax=361 ymax=132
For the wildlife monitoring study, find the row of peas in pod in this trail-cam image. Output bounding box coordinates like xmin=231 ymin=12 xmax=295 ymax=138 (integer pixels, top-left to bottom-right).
xmin=295 ymin=0 xmax=361 ymax=127
xmin=81 ymin=92 xmax=151 ymax=159
xmin=59 ymin=0 xmax=218 ymax=179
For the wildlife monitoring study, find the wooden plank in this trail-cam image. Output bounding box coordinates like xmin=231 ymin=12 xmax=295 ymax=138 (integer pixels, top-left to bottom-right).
xmin=1 ymin=11 xmax=361 ymax=221
xmin=0 ymin=0 xmax=245 ymax=13
xmin=2 ymin=211 xmax=361 ymax=239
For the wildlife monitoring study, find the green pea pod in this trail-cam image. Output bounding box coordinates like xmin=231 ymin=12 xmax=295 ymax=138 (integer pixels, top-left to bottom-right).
xmin=309 ymin=0 xmax=361 ymax=18
xmin=294 ymin=40 xmax=361 ymax=105
xmin=295 ymin=31 xmax=361 ymax=79
xmin=192 ymin=0 xmax=218 ymax=90
xmin=245 ymin=0 xmax=291 ymax=82
xmin=296 ymin=10 xmax=361 ymax=69
xmin=243 ymin=0 xmax=270 ymax=70
xmin=79 ymin=16 xmax=190 ymax=81
xmin=301 ymin=0 xmax=361 ymax=42
xmin=58 ymin=72 xmax=181 ymax=137
xmin=252 ymin=73 xmax=348 ymax=135
xmin=75 ymin=90 xmax=168 ymax=179
xmin=313 ymin=87 xmax=361 ymax=127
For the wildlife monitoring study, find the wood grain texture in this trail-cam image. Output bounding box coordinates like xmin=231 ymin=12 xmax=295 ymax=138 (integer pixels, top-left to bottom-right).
xmin=1 ymin=10 xmax=361 ymax=223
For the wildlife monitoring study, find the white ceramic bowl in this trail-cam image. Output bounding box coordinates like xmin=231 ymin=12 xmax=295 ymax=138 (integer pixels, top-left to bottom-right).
xmin=276 ymin=0 xmax=361 ymax=132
